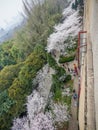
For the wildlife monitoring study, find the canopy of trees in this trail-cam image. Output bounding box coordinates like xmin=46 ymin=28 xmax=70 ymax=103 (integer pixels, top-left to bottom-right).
xmin=0 ymin=0 xmax=68 ymax=129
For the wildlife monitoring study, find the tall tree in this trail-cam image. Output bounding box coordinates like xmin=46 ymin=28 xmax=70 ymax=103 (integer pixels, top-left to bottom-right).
xmin=74 ymin=0 xmax=78 ymax=10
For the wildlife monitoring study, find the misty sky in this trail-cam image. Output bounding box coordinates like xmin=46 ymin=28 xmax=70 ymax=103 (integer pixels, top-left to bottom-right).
xmin=0 ymin=0 xmax=24 ymax=28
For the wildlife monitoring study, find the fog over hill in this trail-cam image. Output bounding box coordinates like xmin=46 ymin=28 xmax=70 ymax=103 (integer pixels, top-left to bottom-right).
xmin=0 ymin=15 xmax=25 ymax=44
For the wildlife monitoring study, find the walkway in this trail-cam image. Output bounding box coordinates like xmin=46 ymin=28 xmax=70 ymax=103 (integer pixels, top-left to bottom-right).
xmin=67 ymin=62 xmax=79 ymax=130
xmin=88 ymin=0 xmax=98 ymax=129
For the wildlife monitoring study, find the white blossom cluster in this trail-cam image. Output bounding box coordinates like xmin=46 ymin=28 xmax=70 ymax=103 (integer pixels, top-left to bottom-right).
xmin=30 ymin=112 xmax=54 ymax=130
xmin=27 ymin=91 xmax=45 ymax=121
xmin=11 ymin=0 xmax=79 ymax=128
xmin=47 ymin=0 xmax=82 ymax=53
xmin=35 ymin=65 xmax=55 ymax=98
xmin=12 ymin=117 xmax=30 ymax=130
xmin=49 ymin=102 xmax=69 ymax=127
xmin=12 ymin=65 xmax=55 ymax=130
xmin=12 ymin=86 xmax=69 ymax=130
xmin=12 ymin=112 xmax=55 ymax=130
xmin=62 ymin=88 xmax=71 ymax=97
xmin=12 ymin=102 xmax=69 ymax=130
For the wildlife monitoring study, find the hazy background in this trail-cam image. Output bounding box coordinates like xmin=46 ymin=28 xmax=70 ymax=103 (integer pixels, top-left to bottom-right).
xmin=0 ymin=0 xmax=23 ymax=29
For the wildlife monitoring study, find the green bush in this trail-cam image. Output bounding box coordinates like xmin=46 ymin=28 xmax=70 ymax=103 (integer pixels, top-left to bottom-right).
xmin=78 ymin=0 xmax=84 ymax=6
xmin=59 ymin=55 xmax=75 ymax=63
xmin=51 ymin=73 xmax=71 ymax=102
xmin=0 ymin=45 xmax=47 ymax=129
xmin=51 ymin=66 xmax=67 ymax=101
xmin=55 ymin=66 xmax=66 ymax=77
xmin=0 ymin=90 xmax=15 ymax=116
xmin=0 ymin=63 xmax=22 ymax=92
xmin=47 ymin=53 xmax=57 ymax=68
xmin=51 ymin=65 xmax=71 ymax=102
xmin=72 ymin=0 xmax=84 ymax=11
xmin=64 ymin=75 xmax=71 ymax=83
xmin=67 ymin=45 xmax=77 ymax=52
xmin=51 ymin=74 xmax=62 ymax=101
xmin=63 ymin=95 xmax=71 ymax=107
xmin=0 ymin=0 xmax=69 ymax=129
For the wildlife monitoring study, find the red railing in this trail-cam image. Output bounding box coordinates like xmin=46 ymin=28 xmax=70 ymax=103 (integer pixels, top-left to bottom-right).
xmin=77 ymin=31 xmax=87 ymax=98
xmin=77 ymin=31 xmax=87 ymax=69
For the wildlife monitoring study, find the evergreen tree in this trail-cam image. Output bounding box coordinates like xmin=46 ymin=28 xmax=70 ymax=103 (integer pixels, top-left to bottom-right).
xmin=78 ymin=0 xmax=84 ymax=6
xmin=72 ymin=3 xmax=75 ymax=10
xmin=74 ymin=0 xmax=78 ymax=10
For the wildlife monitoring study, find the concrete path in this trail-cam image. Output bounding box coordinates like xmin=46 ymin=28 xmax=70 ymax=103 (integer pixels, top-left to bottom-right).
xmin=68 ymin=77 xmax=79 ymax=130
xmin=84 ymin=0 xmax=98 ymax=129
xmin=68 ymin=62 xmax=79 ymax=130
xmin=89 ymin=0 xmax=98 ymax=129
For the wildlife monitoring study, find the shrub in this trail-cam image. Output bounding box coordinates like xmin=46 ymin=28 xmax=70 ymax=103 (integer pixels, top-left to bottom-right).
xmin=51 ymin=74 xmax=62 ymax=101
xmin=47 ymin=53 xmax=57 ymax=68
xmin=63 ymin=75 xmax=71 ymax=83
xmin=72 ymin=0 xmax=84 ymax=11
xmin=0 ymin=63 xmax=22 ymax=92
xmin=55 ymin=66 xmax=66 ymax=76
xmin=78 ymin=0 xmax=84 ymax=6
xmin=0 ymin=90 xmax=15 ymax=116
xmin=59 ymin=55 xmax=75 ymax=63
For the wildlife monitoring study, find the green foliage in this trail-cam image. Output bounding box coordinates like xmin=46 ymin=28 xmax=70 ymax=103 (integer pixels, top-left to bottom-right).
xmin=19 ymin=45 xmax=46 ymax=88
xmin=63 ymin=95 xmax=72 ymax=107
xmin=51 ymin=73 xmax=72 ymax=102
xmin=72 ymin=0 xmax=84 ymax=11
xmin=75 ymin=0 xmax=78 ymax=9
xmin=72 ymin=1 xmax=78 ymax=10
xmin=0 ymin=0 xmax=69 ymax=129
xmin=47 ymin=53 xmax=68 ymax=74
xmin=51 ymin=65 xmax=71 ymax=102
xmin=51 ymin=74 xmax=62 ymax=101
xmin=0 ymin=44 xmax=47 ymax=129
xmin=0 ymin=0 xmax=65 ymax=70
xmin=8 ymin=44 xmax=47 ymax=112
xmin=0 ymin=90 xmax=15 ymax=116
xmin=0 ymin=63 xmax=22 ymax=91
xmin=59 ymin=55 xmax=75 ymax=63
xmin=64 ymin=36 xmax=78 ymax=54
xmin=59 ymin=74 xmax=72 ymax=83
xmin=78 ymin=0 xmax=84 ymax=6
xmin=64 ymin=75 xmax=72 ymax=83
xmin=51 ymin=66 xmax=66 ymax=101
xmin=72 ymin=3 xmax=75 ymax=10
xmin=22 ymin=0 xmax=66 ymax=48
xmin=66 ymin=80 xmax=73 ymax=92
xmin=67 ymin=45 xmax=77 ymax=52
xmin=0 ymin=113 xmax=13 ymax=130
xmin=64 ymin=36 xmax=78 ymax=44
xmin=0 ymin=41 xmax=16 ymax=69
xmin=47 ymin=53 xmax=57 ymax=68
xmin=55 ymin=66 xmax=66 ymax=77
xmin=62 ymin=80 xmax=74 ymax=108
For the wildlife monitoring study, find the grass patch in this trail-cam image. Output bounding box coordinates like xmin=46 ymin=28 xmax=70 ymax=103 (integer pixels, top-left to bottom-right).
xmin=66 ymin=80 xmax=74 ymax=92
xmin=51 ymin=69 xmax=72 ymax=102
xmin=51 ymin=74 xmax=62 ymax=102
xmin=63 ymin=95 xmax=71 ymax=107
